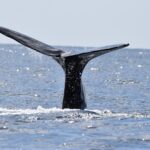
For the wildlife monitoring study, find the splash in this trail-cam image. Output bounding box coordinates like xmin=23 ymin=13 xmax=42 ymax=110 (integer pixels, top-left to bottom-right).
xmin=0 ymin=106 xmax=62 ymax=115
xmin=0 ymin=106 xmax=149 ymax=119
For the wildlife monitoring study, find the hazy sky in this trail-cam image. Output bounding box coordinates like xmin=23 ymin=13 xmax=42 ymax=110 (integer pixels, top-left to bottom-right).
xmin=0 ymin=0 xmax=150 ymax=48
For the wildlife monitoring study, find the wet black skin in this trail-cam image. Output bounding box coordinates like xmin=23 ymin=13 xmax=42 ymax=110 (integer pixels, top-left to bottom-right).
xmin=0 ymin=26 xmax=129 ymax=109
xmin=63 ymin=55 xmax=86 ymax=109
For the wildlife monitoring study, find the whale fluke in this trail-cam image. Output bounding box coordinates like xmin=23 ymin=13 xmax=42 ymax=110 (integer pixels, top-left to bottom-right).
xmin=0 ymin=26 xmax=64 ymax=57
xmin=0 ymin=26 xmax=129 ymax=109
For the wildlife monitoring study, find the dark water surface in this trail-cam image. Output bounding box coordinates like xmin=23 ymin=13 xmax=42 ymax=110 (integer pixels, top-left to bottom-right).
xmin=0 ymin=44 xmax=150 ymax=150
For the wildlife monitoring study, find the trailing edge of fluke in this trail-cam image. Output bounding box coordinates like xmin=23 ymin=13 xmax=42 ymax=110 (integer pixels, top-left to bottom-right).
xmin=0 ymin=26 xmax=129 ymax=109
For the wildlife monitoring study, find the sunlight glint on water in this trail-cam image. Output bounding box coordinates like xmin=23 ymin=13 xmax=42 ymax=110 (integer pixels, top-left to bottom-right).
xmin=0 ymin=45 xmax=150 ymax=150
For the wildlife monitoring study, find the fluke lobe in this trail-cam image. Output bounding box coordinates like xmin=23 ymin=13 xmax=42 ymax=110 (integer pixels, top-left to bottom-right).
xmin=0 ymin=26 xmax=129 ymax=109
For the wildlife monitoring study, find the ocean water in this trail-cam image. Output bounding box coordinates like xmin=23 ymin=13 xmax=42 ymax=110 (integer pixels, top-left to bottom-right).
xmin=0 ymin=44 xmax=150 ymax=150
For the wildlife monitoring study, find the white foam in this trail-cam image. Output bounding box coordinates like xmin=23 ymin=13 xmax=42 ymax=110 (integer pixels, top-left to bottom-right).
xmin=90 ymin=109 xmax=150 ymax=118
xmin=0 ymin=106 xmax=60 ymax=115
xmin=0 ymin=106 xmax=149 ymax=119
xmin=0 ymin=106 xmax=79 ymax=116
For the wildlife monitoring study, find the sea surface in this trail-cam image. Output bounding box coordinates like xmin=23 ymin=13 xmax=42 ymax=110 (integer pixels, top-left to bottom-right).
xmin=0 ymin=44 xmax=150 ymax=150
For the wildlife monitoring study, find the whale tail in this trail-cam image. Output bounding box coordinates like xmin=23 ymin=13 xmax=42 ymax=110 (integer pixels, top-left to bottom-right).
xmin=0 ymin=26 xmax=129 ymax=69
xmin=61 ymin=44 xmax=129 ymax=109
xmin=0 ymin=26 xmax=129 ymax=109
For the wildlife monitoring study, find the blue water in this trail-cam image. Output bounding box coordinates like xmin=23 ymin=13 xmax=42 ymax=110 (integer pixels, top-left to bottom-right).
xmin=0 ymin=44 xmax=150 ymax=150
